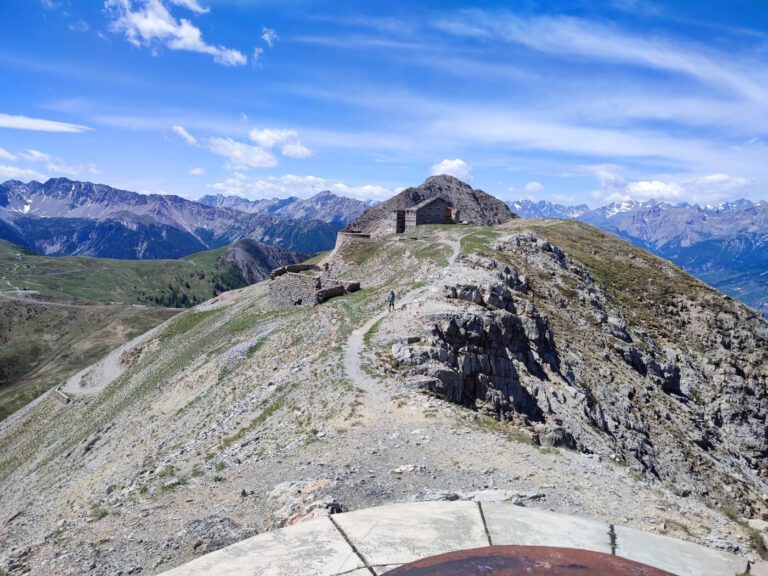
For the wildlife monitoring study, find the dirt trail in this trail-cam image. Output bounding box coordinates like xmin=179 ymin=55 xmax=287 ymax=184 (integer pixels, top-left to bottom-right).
xmin=342 ymin=232 xmax=463 ymax=402
xmin=0 ymin=290 xmax=123 ymax=309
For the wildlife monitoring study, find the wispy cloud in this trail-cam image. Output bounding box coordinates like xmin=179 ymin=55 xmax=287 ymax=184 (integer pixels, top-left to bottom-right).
xmin=19 ymin=149 xmax=99 ymax=176
xmin=189 ymin=166 xmax=205 ymax=176
xmin=105 ymin=0 xmax=247 ymax=66
xmin=0 ymin=113 xmax=92 ymax=133
xmin=207 ymin=137 xmax=276 ymax=169
xmin=0 ymin=148 xmax=18 ymax=161
xmin=210 ymin=173 xmax=392 ymax=200
xmin=171 ymin=124 xmax=197 ymax=145
xmin=261 ymin=27 xmax=278 ymax=48
xmin=0 ymin=165 xmax=48 ymax=181
xmin=435 ymin=12 xmax=767 ymax=101
xmin=168 ymin=0 xmax=208 ymax=14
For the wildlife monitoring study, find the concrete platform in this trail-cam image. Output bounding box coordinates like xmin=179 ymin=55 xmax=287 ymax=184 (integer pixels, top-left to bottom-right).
xmin=482 ymin=502 xmax=612 ymax=554
xmin=614 ymin=524 xmax=748 ymax=576
xmin=160 ymin=501 xmax=753 ymax=576
xmin=160 ymin=516 xmax=365 ymax=576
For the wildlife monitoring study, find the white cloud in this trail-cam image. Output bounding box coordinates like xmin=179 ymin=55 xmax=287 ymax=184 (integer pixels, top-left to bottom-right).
xmin=430 ymin=158 xmax=471 ymax=181
xmin=105 ymin=0 xmax=247 ymax=66
xmin=253 ymin=47 xmax=264 ymax=64
xmin=40 ymin=0 xmax=60 ymax=9
xmin=249 ymin=128 xmax=296 ymax=149
xmin=0 ymin=113 xmax=92 ymax=133
xmin=249 ymin=128 xmax=313 ymax=158
xmin=0 ymin=165 xmax=47 ymax=181
xmin=171 ymin=124 xmax=197 ymax=145
xmin=590 ymin=168 xmax=753 ymax=204
xmin=622 ymin=180 xmax=684 ymax=201
xmin=168 ymin=0 xmax=208 ymax=13
xmin=207 ymin=137 xmax=276 ymax=169
xmin=261 ymin=27 xmax=278 ymax=48
xmin=0 ymin=148 xmax=17 ymax=161
xmin=689 ymin=173 xmax=751 ymax=194
xmin=189 ymin=166 xmax=205 ymax=176
xmin=210 ymin=173 xmax=392 ymax=200
xmin=281 ymin=142 xmax=313 ymax=159
xmin=524 ymin=181 xmax=543 ymax=192
xmin=18 ymin=149 xmax=99 ymax=177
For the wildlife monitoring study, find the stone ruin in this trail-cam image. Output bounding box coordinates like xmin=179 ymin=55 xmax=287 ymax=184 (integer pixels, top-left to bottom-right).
xmin=268 ymin=263 xmax=360 ymax=309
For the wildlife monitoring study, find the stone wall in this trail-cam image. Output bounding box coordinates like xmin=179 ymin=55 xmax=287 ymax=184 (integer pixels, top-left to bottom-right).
xmin=404 ymin=198 xmax=453 ymax=230
xmin=268 ymin=272 xmax=361 ymax=309
xmin=268 ymin=273 xmax=323 ymax=308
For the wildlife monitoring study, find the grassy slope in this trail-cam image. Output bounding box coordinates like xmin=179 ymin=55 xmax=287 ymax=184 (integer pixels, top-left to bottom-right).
xmin=0 ymin=240 xmax=242 ymax=307
xmin=0 ymin=241 xmax=249 ymax=420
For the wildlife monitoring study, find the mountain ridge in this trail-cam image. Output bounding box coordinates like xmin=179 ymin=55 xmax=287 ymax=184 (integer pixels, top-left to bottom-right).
xmin=198 ymin=190 xmax=374 ymax=227
xmin=510 ymin=198 xmax=768 ymax=315
xmin=0 ymin=178 xmax=339 ymax=257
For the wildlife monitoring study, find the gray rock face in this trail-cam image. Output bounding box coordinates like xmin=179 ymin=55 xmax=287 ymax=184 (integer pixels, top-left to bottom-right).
xmin=349 ymin=175 xmax=516 ymax=236
xmin=393 ymin=229 xmax=768 ymax=514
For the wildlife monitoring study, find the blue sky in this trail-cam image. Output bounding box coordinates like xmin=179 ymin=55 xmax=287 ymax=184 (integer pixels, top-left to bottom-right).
xmin=1 ymin=0 xmax=767 ymax=206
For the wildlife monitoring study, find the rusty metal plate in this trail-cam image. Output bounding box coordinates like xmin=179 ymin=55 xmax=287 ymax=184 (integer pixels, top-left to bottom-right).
xmin=386 ymin=545 xmax=675 ymax=575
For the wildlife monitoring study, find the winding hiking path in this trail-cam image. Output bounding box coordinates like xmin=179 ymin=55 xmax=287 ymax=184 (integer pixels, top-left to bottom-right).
xmin=342 ymin=233 xmax=463 ymax=397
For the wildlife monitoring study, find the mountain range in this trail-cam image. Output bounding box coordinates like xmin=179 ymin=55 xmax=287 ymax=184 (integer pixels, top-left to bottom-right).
xmin=0 ymin=179 xmax=339 ymax=258
xmin=198 ymin=190 xmax=374 ymax=227
xmin=511 ymin=198 xmax=768 ymax=316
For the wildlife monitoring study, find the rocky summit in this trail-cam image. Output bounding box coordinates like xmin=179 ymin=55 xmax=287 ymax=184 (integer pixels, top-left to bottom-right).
xmin=349 ymin=175 xmax=516 ymax=236
xmin=2 ymin=218 xmax=768 ymax=574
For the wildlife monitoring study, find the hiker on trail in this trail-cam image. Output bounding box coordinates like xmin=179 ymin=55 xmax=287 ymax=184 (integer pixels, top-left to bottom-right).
xmin=387 ymin=290 xmax=396 ymax=312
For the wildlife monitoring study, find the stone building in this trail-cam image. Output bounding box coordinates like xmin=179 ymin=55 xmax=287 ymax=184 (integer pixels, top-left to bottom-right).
xmin=268 ymin=264 xmax=360 ymax=309
xmin=390 ymin=196 xmax=459 ymax=233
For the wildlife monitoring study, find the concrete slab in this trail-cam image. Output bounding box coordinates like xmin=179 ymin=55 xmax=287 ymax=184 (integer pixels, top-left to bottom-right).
xmin=613 ymin=525 xmax=749 ymax=576
xmin=481 ymin=502 xmax=612 ymax=553
xmin=159 ymin=516 xmax=365 ymax=576
xmin=332 ymin=501 xmax=489 ymax=569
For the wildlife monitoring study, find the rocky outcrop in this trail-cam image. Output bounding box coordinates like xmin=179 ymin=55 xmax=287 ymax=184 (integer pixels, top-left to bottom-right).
xmin=391 ymin=229 xmax=768 ymax=514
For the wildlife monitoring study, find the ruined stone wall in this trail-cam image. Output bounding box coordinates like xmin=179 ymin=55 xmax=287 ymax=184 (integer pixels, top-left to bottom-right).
xmin=268 ymin=272 xmax=360 ymax=309
xmin=268 ymin=272 xmax=322 ymax=308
